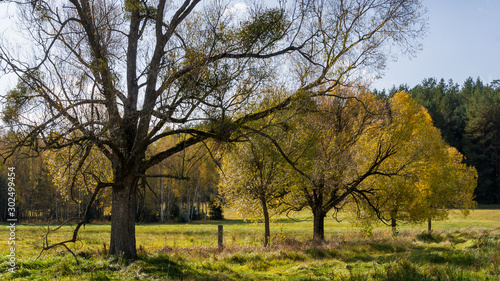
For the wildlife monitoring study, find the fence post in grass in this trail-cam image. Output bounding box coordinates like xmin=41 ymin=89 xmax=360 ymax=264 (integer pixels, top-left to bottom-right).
xmin=218 ymin=225 xmax=223 ymax=250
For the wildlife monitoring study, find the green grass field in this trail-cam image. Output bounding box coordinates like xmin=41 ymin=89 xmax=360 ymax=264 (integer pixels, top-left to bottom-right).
xmin=1 ymin=207 xmax=500 ymax=280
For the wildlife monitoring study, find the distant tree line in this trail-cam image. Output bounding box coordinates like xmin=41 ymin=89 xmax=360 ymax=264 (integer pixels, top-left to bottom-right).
xmin=375 ymin=77 xmax=500 ymax=204
xmin=0 ymin=136 xmax=222 ymax=223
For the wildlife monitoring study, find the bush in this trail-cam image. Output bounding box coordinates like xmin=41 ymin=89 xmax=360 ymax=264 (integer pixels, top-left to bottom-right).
xmin=209 ymin=204 xmax=224 ymax=220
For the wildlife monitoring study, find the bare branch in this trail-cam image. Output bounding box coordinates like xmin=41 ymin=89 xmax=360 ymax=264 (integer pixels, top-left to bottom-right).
xmin=36 ymin=181 xmax=112 ymax=263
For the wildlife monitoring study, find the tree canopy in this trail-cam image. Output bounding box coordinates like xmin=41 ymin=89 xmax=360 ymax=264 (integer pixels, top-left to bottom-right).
xmin=355 ymin=91 xmax=477 ymax=231
xmin=377 ymin=77 xmax=500 ymax=204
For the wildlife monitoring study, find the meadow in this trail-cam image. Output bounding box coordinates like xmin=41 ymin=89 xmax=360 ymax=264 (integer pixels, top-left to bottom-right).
xmin=1 ymin=207 xmax=499 ymax=280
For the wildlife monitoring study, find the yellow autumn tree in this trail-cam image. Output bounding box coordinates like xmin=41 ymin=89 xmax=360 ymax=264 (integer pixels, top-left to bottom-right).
xmin=270 ymin=89 xmax=402 ymax=241
xmin=355 ymin=92 xmax=477 ymax=232
xmin=44 ymin=142 xmax=113 ymax=219
xmin=218 ymin=132 xmax=291 ymax=247
xmin=412 ymin=146 xmax=477 ymax=233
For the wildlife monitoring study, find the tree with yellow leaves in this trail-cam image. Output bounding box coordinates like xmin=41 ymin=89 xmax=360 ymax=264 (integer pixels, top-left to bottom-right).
xmin=218 ymin=131 xmax=290 ymax=247
xmin=270 ymin=89 xmax=405 ymax=241
xmin=355 ymin=92 xmax=477 ymax=233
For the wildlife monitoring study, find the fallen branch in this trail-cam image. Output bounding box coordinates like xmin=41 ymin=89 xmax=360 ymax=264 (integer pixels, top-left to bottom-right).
xmin=37 ymin=182 xmax=112 ymax=264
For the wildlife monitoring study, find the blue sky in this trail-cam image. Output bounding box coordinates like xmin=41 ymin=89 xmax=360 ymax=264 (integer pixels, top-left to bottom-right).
xmin=372 ymin=0 xmax=500 ymax=90
xmin=1 ymin=1 xmax=499 ymax=92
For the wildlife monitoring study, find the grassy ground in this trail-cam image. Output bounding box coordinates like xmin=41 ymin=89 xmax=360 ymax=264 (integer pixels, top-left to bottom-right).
xmin=1 ymin=207 xmax=499 ymax=280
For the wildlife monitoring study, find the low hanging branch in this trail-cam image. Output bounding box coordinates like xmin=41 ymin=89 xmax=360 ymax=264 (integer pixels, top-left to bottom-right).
xmin=37 ymin=182 xmax=113 ymax=264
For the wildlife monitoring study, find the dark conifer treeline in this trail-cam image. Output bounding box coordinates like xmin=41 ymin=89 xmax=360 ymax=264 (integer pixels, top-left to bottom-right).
xmin=375 ymin=78 xmax=500 ymax=204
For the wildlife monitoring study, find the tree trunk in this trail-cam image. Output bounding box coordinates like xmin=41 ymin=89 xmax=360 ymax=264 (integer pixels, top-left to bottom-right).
xmin=391 ymin=217 xmax=397 ymax=233
xmin=55 ymin=196 xmax=58 ymax=222
xmin=313 ymin=208 xmax=326 ymax=242
xmin=109 ymin=174 xmax=139 ymax=259
xmin=160 ymin=177 xmax=164 ymax=223
xmin=166 ymin=180 xmax=170 ymax=223
xmin=203 ymin=202 xmax=207 ymax=222
xmin=261 ymin=197 xmax=270 ymax=247
xmin=427 ymin=219 xmax=432 ymax=234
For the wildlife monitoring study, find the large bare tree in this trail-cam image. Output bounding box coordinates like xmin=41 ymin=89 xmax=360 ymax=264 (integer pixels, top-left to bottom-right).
xmin=0 ymin=0 xmax=426 ymax=258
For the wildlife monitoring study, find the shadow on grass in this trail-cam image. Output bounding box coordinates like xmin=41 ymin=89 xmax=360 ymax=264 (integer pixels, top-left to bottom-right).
xmin=138 ymin=254 xmax=185 ymax=278
xmin=304 ymin=247 xmax=337 ymax=260
xmin=409 ymin=247 xmax=482 ymax=269
xmin=138 ymin=253 xmax=236 ymax=281
xmin=415 ymin=232 xmax=446 ymax=243
xmin=369 ymin=241 xmax=408 ymax=254
xmin=385 ymin=260 xmax=436 ymax=281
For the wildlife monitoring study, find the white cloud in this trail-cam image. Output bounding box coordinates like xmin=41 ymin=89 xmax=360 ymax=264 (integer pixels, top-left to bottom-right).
xmin=224 ymin=2 xmax=249 ymax=21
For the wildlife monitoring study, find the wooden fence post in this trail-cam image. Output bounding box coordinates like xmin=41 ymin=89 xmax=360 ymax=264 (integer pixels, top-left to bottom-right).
xmin=218 ymin=225 xmax=223 ymax=250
